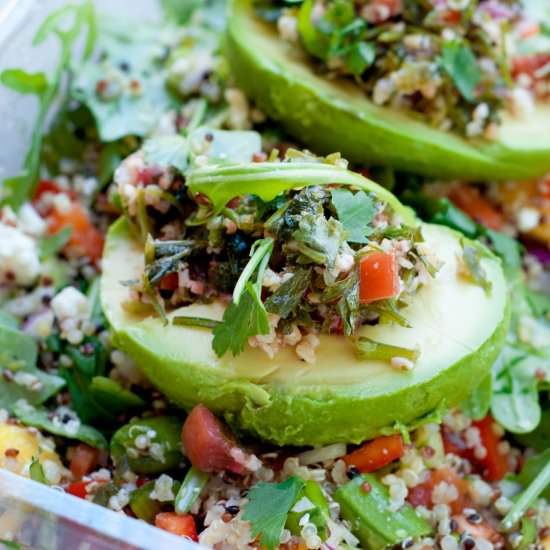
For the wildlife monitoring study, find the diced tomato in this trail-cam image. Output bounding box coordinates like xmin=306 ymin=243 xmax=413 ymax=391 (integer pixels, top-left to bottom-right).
xmin=471 ymin=416 xmax=509 ymax=481
xmin=159 ymin=272 xmax=179 ymax=291
xmin=359 ymin=251 xmax=399 ymax=304
xmin=154 ymin=512 xmax=198 ymax=540
xmin=512 ymin=54 xmax=550 ymax=79
xmin=66 ymin=480 xmax=91 ymax=499
xmin=441 ymin=425 xmax=473 ymax=460
xmin=448 ymin=186 xmax=504 ymax=231
xmin=343 ymin=434 xmax=404 ymax=473
xmin=33 ymin=180 xmax=77 ymax=203
xmin=182 ymin=404 xmax=252 ymax=475
xmin=70 ymin=444 xmax=100 ymax=480
xmin=47 ymin=202 xmax=104 ymax=264
xmin=519 ymin=21 xmax=540 ymax=39
xmin=407 ymin=468 xmax=468 ymax=515
xmin=444 ymin=10 xmax=462 ymax=24
xmin=137 ymin=166 xmax=163 ymax=185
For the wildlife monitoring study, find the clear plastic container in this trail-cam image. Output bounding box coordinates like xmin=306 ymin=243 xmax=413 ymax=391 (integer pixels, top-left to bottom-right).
xmin=0 ymin=1 xmax=204 ymax=547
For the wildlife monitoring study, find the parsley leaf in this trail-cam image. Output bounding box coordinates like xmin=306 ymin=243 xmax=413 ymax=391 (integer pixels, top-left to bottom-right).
xmin=212 ymin=283 xmax=270 ymax=357
xmin=243 ymin=477 xmax=305 ymax=550
xmin=331 ymin=188 xmax=375 ymax=243
xmin=439 ymin=41 xmax=480 ymax=102
xmin=265 ymin=268 xmax=311 ymax=319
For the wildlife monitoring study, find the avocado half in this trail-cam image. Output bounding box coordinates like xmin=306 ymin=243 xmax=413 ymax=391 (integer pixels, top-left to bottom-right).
xmin=225 ymin=0 xmax=550 ymax=181
xmin=102 ymin=216 xmax=509 ymax=446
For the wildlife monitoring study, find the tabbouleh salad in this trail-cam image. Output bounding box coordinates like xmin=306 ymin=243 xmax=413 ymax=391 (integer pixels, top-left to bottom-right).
xmin=256 ymin=0 xmax=550 ymax=137
xmin=0 ymin=1 xmax=549 ymax=550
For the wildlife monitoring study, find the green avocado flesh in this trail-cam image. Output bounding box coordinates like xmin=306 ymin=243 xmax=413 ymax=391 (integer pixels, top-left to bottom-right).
xmin=226 ymin=0 xmax=550 ymax=181
xmin=102 ymin=216 xmax=509 ymax=446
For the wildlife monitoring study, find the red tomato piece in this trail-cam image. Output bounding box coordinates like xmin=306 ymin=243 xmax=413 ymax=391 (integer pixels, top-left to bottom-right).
xmin=155 ymin=512 xmax=198 ymax=540
xmin=182 ymin=404 xmax=252 ymax=475
xmin=512 ymin=54 xmax=550 ymax=79
xmin=343 ymin=434 xmax=405 ymax=473
xmin=159 ymin=272 xmax=179 ymax=291
xmin=359 ymin=251 xmax=399 ymax=304
xmin=66 ymin=481 xmax=90 ymax=499
xmin=448 ymin=186 xmax=504 ymax=231
xmin=406 ymin=468 xmax=468 ymax=515
xmin=70 ymin=444 xmax=100 ymax=480
xmin=47 ymin=202 xmax=104 ymax=264
xmin=472 ymin=416 xmax=509 ymax=481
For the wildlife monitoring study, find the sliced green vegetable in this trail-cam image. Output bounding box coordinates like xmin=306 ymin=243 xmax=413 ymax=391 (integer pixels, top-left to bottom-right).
xmin=175 ymin=466 xmax=209 ymax=515
xmin=110 ymin=416 xmax=184 ymax=474
xmin=129 ymin=479 xmax=182 ymax=523
xmin=13 ymin=401 xmax=107 ymax=449
xmin=89 ymin=376 xmax=145 ymax=414
xmin=334 ymin=474 xmax=432 ymax=549
xmin=286 ymin=480 xmax=329 ymax=540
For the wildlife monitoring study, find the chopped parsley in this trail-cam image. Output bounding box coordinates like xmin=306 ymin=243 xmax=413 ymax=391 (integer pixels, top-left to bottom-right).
xmin=331 ymin=188 xmax=375 ymax=243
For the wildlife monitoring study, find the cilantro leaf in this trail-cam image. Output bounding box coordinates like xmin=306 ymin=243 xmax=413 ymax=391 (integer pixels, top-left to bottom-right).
xmin=439 ymin=41 xmax=480 ymax=102
xmin=331 ymin=188 xmax=375 ymax=243
xmin=265 ymin=268 xmax=311 ymax=319
xmin=212 ymin=283 xmax=270 ymax=357
xmin=143 ymin=135 xmax=189 ymax=173
xmin=243 ymin=477 xmax=305 ymax=550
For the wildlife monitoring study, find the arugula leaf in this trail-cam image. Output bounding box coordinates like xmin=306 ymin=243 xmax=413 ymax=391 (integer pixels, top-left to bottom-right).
xmin=13 ymin=401 xmax=108 ymax=449
xmin=143 ymin=135 xmax=189 ymax=173
xmin=72 ymin=21 xmax=177 ymax=142
xmin=160 ymin=0 xmax=203 ymax=24
xmin=266 ymin=268 xmax=311 ymax=319
xmin=1 ymin=1 xmax=96 ymax=209
xmin=0 ymin=325 xmax=65 ymax=411
xmin=492 ymin=351 xmax=541 ymax=433
xmin=212 ymin=283 xmax=270 ymax=357
xmin=38 ymin=226 xmax=72 ymax=259
xmin=243 ymin=477 xmax=305 ymax=550
xmin=439 ymin=41 xmax=480 ymax=102
xmin=331 ymin=188 xmax=375 ymax=243
xmin=0 ymin=70 xmax=48 ymax=95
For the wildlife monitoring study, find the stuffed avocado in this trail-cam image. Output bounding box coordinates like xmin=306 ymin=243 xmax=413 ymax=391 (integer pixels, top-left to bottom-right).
xmin=102 ymin=141 xmax=510 ymax=445
xmin=225 ymin=0 xmax=550 ymax=180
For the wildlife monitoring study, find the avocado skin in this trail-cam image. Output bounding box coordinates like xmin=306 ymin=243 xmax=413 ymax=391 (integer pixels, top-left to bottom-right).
xmin=226 ymin=0 xmax=550 ymax=181
xmin=102 ymin=218 xmax=510 ymax=446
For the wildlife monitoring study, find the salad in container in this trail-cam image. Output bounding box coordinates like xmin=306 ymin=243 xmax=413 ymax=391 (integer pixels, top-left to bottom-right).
xmin=0 ymin=0 xmax=549 ymax=549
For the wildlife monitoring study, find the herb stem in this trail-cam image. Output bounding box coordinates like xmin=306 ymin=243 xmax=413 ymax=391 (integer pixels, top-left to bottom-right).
xmin=233 ymin=238 xmax=274 ymax=304
xmin=172 ymin=316 xmax=220 ymax=329
xmin=175 ymin=467 xmax=209 ymax=515
xmin=501 ymin=460 xmax=550 ymax=529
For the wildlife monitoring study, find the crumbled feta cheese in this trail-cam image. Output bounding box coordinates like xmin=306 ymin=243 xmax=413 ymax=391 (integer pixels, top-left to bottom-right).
xmin=51 ymin=287 xmax=89 ymax=322
xmin=18 ymin=203 xmax=46 ymax=237
xmin=0 ymin=223 xmax=41 ymax=286
xmin=516 ymin=207 xmax=540 ymax=233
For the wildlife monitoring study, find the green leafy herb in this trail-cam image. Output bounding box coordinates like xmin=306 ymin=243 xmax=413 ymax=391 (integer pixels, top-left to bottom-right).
xmin=29 ymin=457 xmax=47 ymax=484
xmin=460 ymin=242 xmax=492 ymax=294
xmin=13 ymin=401 xmax=108 ymax=449
xmin=38 ymin=226 xmax=73 ymax=259
xmin=243 ymin=477 xmax=305 ymax=550
xmin=514 ymin=406 xmax=550 ymax=452
xmin=356 ymin=337 xmax=419 ymax=363
xmin=0 ymin=1 xmax=96 ymax=209
xmin=331 ymin=188 xmax=375 ymax=243
xmin=265 ymin=268 xmax=311 ymax=319
xmin=344 ymin=41 xmax=376 ymax=75
xmin=89 ymin=376 xmax=145 ymax=414
xmin=190 ymin=128 xmax=262 ymax=165
xmin=439 ymin=41 xmax=480 ymax=102
xmin=212 ymin=283 xmax=270 ymax=357
xmin=160 ymin=0 xmax=203 ymax=24
xmin=143 ymin=135 xmax=189 ymax=173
